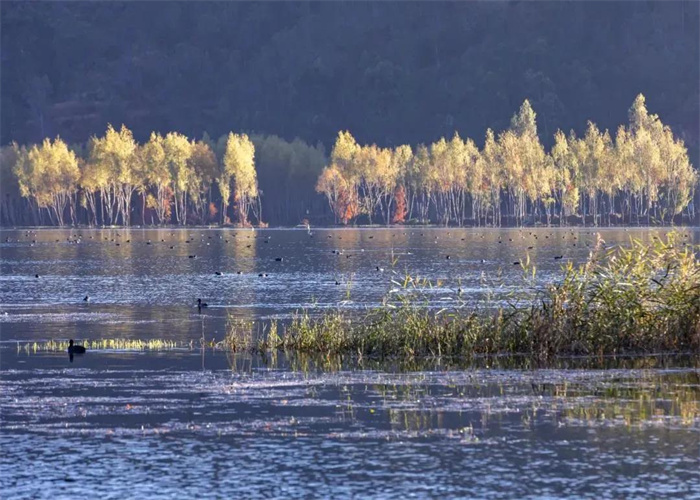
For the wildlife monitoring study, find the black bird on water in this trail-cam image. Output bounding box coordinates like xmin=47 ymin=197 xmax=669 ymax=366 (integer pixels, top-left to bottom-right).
xmin=83 ymin=295 xmax=90 ymax=302
xmin=197 ymin=298 xmax=208 ymax=312
xmin=68 ymin=339 xmax=86 ymax=354
xmin=215 ymin=271 xmax=223 ymax=276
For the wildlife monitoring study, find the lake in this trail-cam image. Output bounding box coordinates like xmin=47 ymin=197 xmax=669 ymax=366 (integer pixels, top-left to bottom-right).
xmin=1 ymin=227 xmax=699 ymax=498
xmin=2 ymin=227 xmax=699 ymax=341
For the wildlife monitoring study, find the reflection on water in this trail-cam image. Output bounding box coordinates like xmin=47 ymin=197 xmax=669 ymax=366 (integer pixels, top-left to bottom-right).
xmin=1 ymin=350 xmax=698 ymax=498
xmin=1 ymin=228 xmax=699 ymax=497
xmin=2 ymin=227 xmax=699 ymax=343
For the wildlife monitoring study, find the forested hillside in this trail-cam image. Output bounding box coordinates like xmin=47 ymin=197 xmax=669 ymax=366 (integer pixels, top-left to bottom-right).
xmin=1 ymin=1 xmax=698 ymax=226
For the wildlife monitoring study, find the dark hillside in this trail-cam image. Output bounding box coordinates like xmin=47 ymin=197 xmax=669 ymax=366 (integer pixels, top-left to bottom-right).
xmin=2 ymin=1 xmax=697 ymax=160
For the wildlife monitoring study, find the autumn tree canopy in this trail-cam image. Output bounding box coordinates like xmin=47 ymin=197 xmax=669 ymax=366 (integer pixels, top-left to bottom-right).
xmin=1 ymin=95 xmax=696 ymax=227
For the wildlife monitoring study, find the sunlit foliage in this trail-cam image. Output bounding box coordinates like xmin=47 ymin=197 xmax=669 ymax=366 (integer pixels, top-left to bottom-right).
xmin=316 ymin=95 xmax=696 ymax=226
xmin=223 ymin=132 xmax=259 ymax=226
xmin=14 ymin=137 xmax=79 ymax=226
xmin=2 ymin=95 xmax=695 ymax=227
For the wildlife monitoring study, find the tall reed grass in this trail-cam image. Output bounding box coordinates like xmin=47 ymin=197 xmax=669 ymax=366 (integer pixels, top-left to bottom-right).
xmin=226 ymin=232 xmax=700 ymax=358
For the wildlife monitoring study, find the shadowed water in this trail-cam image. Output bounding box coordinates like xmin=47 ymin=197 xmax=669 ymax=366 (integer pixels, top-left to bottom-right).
xmin=1 ymin=228 xmax=699 ymax=498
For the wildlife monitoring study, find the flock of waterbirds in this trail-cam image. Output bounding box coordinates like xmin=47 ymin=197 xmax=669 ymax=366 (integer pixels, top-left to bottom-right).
xmin=7 ymin=227 xmax=693 ymax=311
xmin=6 ymin=227 xmax=694 ymax=357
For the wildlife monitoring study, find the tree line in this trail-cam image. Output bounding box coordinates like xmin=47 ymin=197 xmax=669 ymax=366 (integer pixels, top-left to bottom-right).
xmin=1 ymin=129 xmax=327 ymax=227
xmin=0 ymin=94 xmax=695 ymax=227
xmin=2 ymin=128 xmax=261 ymax=227
xmin=317 ymin=94 xmax=696 ymax=226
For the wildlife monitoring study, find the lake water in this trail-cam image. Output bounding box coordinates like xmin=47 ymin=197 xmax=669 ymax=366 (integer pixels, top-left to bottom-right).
xmin=1 ymin=227 xmax=699 ymax=498
xmin=2 ymin=227 xmax=699 ymax=341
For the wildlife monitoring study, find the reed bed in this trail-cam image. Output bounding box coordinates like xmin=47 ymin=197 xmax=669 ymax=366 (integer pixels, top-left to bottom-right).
xmin=226 ymin=232 xmax=700 ymax=359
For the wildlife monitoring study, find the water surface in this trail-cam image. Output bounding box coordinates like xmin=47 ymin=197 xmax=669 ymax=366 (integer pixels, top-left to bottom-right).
xmin=1 ymin=228 xmax=699 ymax=498
xmin=2 ymin=227 xmax=697 ymax=342
xmin=1 ymin=351 xmax=699 ymax=499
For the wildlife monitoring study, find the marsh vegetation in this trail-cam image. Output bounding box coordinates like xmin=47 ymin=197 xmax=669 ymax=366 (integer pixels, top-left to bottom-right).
xmin=225 ymin=233 xmax=700 ymax=359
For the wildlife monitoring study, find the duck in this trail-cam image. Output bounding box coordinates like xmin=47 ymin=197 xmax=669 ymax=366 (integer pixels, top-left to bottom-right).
xmin=197 ymin=298 xmax=208 ymax=308
xmin=83 ymin=295 xmax=90 ymax=302
xmin=215 ymin=271 xmax=223 ymax=276
xmin=67 ymin=339 xmax=86 ymax=354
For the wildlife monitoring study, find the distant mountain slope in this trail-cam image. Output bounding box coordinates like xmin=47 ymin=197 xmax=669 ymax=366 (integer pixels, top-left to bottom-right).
xmin=1 ymin=1 xmax=698 ymax=162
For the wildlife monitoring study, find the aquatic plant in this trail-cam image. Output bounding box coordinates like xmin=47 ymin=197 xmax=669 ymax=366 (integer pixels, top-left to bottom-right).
xmin=226 ymin=232 xmax=700 ymax=359
xmin=18 ymin=337 xmax=217 ymax=353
